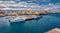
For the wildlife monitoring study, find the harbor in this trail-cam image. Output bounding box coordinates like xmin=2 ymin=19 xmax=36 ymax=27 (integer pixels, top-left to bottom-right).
xmin=0 ymin=10 xmax=60 ymax=33
xmin=0 ymin=13 xmax=60 ymax=33
xmin=0 ymin=0 xmax=60 ymax=33
xmin=0 ymin=10 xmax=53 ymax=22
xmin=4 ymin=15 xmax=42 ymax=22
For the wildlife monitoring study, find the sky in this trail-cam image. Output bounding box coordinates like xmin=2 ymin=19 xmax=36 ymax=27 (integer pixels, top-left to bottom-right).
xmin=0 ymin=0 xmax=60 ymax=4
xmin=0 ymin=0 xmax=60 ymax=12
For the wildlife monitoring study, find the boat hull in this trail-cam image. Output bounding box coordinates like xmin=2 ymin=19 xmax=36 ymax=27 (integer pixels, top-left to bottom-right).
xmin=9 ymin=17 xmax=25 ymax=22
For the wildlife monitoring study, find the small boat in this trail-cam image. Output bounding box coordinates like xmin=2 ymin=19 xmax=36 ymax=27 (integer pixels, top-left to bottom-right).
xmin=9 ymin=16 xmax=25 ymax=22
xmin=37 ymin=16 xmax=42 ymax=18
xmin=33 ymin=16 xmax=42 ymax=20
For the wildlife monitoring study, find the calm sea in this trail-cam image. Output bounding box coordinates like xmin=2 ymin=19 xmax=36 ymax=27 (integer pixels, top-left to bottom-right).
xmin=0 ymin=13 xmax=60 ymax=33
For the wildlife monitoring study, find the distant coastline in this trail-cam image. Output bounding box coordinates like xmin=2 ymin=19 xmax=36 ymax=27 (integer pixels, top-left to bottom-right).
xmin=0 ymin=10 xmax=60 ymax=17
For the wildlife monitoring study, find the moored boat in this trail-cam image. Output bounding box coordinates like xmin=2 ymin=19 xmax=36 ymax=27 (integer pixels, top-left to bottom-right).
xmin=32 ymin=15 xmax=42 ymax=20
xmin=9 ymin=16 xmax=25 ymax=22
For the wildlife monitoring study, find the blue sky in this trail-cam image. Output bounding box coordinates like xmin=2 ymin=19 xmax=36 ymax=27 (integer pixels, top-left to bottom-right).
xmin=0 ymin=0 xmax=60 ymax=5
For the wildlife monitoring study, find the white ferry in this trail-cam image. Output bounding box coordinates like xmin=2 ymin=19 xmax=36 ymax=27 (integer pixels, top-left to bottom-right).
xmin=9 ymin=16 xmax=25 ymax=22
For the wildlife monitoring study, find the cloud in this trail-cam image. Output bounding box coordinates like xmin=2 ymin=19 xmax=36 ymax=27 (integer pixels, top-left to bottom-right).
xmin=0 ymin=0 xmax=60 ymax=12
xmin=26 ymin=0 xmax=51 ymax=3
xmin=42 ymin=3 xmax=60 ymax=12
xmin=0 ymin=1 xmax=41 ymax=10
xmin=18 ymin=1 xmax=40 ymax=7
xmin=23 ymin=0 xmax=51 ymax=3
xmin=0 ymin=1 xmax=16 ymax=3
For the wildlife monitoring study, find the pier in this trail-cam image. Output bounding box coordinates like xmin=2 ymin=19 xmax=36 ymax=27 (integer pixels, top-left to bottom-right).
xmin=6 ymin=15 xmax=41 ymax=22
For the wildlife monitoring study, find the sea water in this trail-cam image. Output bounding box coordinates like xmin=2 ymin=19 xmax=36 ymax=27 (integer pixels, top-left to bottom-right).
xmin=0 ymin=14 xmax=60 ymax=33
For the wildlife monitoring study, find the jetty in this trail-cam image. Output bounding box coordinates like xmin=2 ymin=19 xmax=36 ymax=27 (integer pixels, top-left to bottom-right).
xmin=7 ymin=15 xmax=41 ymax=22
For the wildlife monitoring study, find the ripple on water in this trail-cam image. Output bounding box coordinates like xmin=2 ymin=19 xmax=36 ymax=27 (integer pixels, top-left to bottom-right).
xmin=0 ymin=14 xmax=60 ymax=33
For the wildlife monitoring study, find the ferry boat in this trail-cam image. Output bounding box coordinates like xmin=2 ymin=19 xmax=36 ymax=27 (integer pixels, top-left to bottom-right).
xmin=9 ymin=16 xmax=25 ymax=22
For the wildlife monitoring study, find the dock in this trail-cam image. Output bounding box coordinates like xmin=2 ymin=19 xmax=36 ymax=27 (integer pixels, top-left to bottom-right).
xmin=6 ymin=15 xmax=42 ymax=22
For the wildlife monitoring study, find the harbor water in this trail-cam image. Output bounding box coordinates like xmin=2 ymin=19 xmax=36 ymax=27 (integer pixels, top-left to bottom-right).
xmin=0 ymin=14 xmax=60 ymax=33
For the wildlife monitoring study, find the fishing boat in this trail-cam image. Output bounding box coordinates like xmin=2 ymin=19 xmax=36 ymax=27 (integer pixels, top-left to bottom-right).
xmin=9 ymin=16 xmax=25 ymax=22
